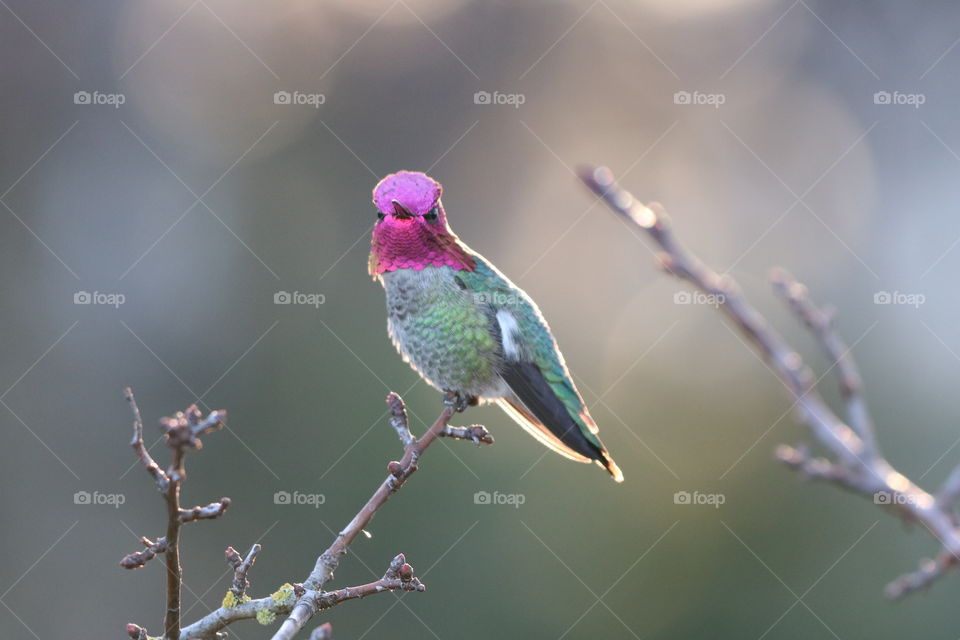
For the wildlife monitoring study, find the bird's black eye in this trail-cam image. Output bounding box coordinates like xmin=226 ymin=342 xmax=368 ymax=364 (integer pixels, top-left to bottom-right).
xmin=377 ymin=211 xmax=385 ymax=221
xmin=423 ymin=207 xmax=439 ymax=221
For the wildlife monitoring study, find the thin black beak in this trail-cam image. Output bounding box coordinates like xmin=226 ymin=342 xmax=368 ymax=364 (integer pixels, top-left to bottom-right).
xmin=391 ymin=200 xmax=414 ymax=219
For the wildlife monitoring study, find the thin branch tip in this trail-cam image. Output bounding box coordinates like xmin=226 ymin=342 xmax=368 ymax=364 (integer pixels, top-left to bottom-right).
xmin=226 ymin=543 xmax=261 ymax=600
xmin=386 ymin=392 xmax=415 ymax=447
xmin=440 ymin=423 xmax=494 ymax=445
xmin=120 ymin=536 xmax=168 ymax=570
xmin=179 ymin=498 xmax=231 ymax=523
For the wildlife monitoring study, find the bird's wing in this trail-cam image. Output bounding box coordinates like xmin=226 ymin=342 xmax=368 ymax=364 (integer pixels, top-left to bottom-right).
xmin=455 ymin=251 xmax=623 ymax=481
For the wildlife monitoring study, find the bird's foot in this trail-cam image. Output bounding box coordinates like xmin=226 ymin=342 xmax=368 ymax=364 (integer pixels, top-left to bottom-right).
xmin=443 ymin=390 xmax=477 ymax=413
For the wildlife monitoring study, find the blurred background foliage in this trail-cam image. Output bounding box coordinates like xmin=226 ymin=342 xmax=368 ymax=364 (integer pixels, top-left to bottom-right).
xmin=2 ymin=0 xmax=960 ymax=637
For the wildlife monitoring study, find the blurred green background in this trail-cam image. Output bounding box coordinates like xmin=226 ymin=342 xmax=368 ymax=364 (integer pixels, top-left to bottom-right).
xmin=3 ymin=0 xmax=960 ymax=637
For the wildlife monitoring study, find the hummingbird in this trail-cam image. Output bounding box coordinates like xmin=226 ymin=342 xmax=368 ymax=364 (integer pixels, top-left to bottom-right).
xmin=368 ymin=170 xmax=623 ymax=482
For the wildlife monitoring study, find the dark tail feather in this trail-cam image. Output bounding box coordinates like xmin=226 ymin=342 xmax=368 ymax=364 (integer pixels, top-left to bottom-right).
xmin=501 ymin=361 xmax=599 ymax=459
xmin=500 ymin=361 xmax=624 ymax=482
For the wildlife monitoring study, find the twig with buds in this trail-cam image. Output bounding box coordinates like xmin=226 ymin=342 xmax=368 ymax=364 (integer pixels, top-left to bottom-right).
xmin=579 ymin=166 xmax=960 ymax=599
xmin=440 ymin=423 xmax=495 ymax=445
xmin=269 ymin=392 xmax=492 ymax=640
xmin=177 ymin=553 xmax=425 ymax=639
xmin=120 ymin=536 xmax=168 ymax=570
xmin=314 ymin=552 xmax=425 ymax=608
xmin=123 ymin=390 xmax=492 ymax=639
xmin=121 ymin=389 xmax=228 ymax=640
xmin=225 ymin=544 xmax=261 ymax=603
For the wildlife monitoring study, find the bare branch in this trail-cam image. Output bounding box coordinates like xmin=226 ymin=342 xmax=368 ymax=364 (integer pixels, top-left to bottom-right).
xmin=270 ymin=393 xmax=483 ymax=640
xmin=170 ymin=392 xmax=490 ymax=640
xmin=440 ymin=423 xmax=494 ymax=445
xmin=120 ymin=536 xmax=168 ymax=570
xmin=160 ymin=404 xmax=226 ymax=455
xmin=126 ymin=387 xmax=168 ymax=492
xmin=122 ymin=390 xmax=230 ymax=640
xmin=179 ymin=498 xmax=231 ymax=523
xmin=884 ymin=552 xmax=958 ymax=599
xmin=387 ymin=392 xmax=415 ymax=448
xmin=315 ymin=553 xmax=425 ymax=609
xmin=579 ymin=166 xmax=960 ymax=599
xmin=775 ymin=445 xmax=872 ymax=493
xmin=179 ymin=552 xmax=427 ymax=639
xmin=935 ymin=464 xmax=960 ymax=512
xmin=770 ymin=269 xmax=880 ymax=460
xmin=226 ymin=544 xmax=261 ymax=602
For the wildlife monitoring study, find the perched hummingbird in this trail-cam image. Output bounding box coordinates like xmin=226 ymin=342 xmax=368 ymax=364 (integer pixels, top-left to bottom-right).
xmin=368 ymin=170 xmax=623 ymax=482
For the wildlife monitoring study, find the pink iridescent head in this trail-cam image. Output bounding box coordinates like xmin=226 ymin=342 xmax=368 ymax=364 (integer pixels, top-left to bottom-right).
xmin=369 ymin=171 xmax=475 ymax=276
